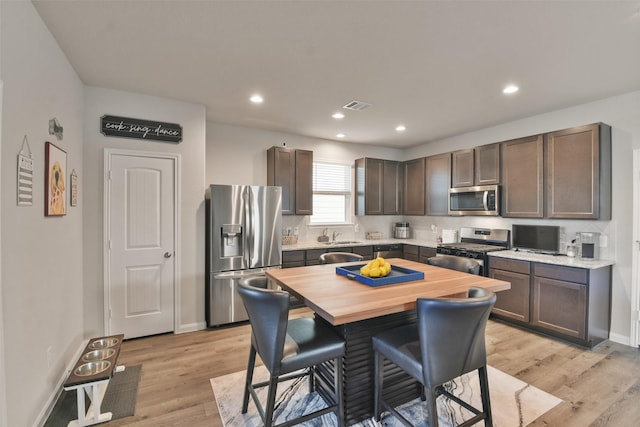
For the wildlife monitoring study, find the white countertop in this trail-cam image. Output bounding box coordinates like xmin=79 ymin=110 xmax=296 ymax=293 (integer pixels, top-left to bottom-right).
xmin=489 ymin=250 xmax=614 ymax=269
xmin=282 ymin=238 xmax=437 ymax=251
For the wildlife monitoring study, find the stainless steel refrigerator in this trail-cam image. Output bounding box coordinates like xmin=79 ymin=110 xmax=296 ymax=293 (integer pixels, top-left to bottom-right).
xmin=205 ymin=184 xmax=282 ymax=327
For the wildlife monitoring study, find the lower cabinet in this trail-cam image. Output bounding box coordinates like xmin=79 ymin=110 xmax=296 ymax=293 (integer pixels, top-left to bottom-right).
xmin=418 ymin=247 xmax=437 ymax=264
xmin=282 ymin=250 xmax=305 ymax=268
xmin=488 ymin=256 xmax=611 ymax=348
xmin=402 ymin=244 xmax=436 ymax=264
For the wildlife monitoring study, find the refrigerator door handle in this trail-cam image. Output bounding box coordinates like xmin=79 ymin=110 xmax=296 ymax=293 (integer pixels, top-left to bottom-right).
xmin=244 ymin=187 xmax=253 ymax=266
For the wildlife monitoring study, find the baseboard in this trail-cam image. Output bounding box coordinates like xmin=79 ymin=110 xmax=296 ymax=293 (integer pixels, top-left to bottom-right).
xmin=177 ymin=321 xmax=206 ymax=334
xmin=34 ymin=338 xmax=90 ymax=427
xmin=609 ymin=332 xmax=631 ymax=347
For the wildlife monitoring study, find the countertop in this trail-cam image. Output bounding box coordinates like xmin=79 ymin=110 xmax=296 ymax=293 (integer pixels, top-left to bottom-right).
xmin=488 ymin=250 xmax=614 ymax=269
xmin=281 ymin=238 xmax=437 ymax=251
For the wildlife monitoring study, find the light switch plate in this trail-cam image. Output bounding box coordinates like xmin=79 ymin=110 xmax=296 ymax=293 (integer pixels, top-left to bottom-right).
xmin=599 ymin=234 xmax=608 ymax=248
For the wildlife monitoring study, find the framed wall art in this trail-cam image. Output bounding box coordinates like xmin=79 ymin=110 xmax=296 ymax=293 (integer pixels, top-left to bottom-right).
xmin=45 ymin=141 xmax=67 ymax=216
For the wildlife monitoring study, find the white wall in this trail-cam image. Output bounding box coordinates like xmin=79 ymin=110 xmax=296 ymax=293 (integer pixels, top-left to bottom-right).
xmin=83 ymin=87 xmax=207 ymax=336
xmin=404 ymin=91 xmax=639 ymax=345
xmin=0 ymin=2 xmax=85 ymax=426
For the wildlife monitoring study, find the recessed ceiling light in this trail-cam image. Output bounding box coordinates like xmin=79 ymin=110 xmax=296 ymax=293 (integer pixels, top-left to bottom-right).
xmin=395 ymin=125 xmax=406 ymax=132
xmin=250 ymin=94 xmax=264 ymax=104
xmin=336 ymin=133 xmax=345 ymax=138
xmin=332 ymin=112 xmax=345 ymax=119
xmin=502 ymin=85 xmax=519 ymax=94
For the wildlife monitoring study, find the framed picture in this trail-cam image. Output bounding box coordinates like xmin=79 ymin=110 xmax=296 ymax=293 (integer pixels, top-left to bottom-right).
xmin=45 ymin=141 xmax=67 ymax=216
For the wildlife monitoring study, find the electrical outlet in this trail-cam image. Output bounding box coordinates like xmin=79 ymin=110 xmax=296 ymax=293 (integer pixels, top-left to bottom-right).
xmin=600 ymin=234 xmax=608 ymax=248
xmin=354 ymin=223 xmax=359 ymax=232
xmin=293 ymin=227 xmax=299 ymax=236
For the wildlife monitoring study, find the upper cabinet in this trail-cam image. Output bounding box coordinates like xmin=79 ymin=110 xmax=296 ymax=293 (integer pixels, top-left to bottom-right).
xmin=452 ymin=144 xmax=501 ymax=188
xmin=501 ymin=135 xmax=544 ymax=218
xmin=402 ymin=158 xmax=425 ymax=216
xmin=355 ymin=158 xmax=402 ymax=215
xmin=425 ymin=153 xmax=451 ymax=215
xmin=501 ymin=123 xmax=611 ymax=219
xmin=267 ymin=146 xmax=313 ymax=215
xmin=545 ymin=123 xmax=611 ymax=220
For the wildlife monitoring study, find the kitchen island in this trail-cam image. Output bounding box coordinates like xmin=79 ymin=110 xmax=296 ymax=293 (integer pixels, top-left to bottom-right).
xmin=266 ymin=258 xmax=510 ymax=424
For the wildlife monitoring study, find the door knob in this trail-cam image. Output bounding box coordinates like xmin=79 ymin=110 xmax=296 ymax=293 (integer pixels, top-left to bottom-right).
xmin=164 ymin=252 xmax=172 ymax=258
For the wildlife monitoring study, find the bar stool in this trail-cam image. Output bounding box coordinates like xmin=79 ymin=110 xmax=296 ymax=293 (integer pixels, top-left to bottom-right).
xmin=319 ymin=252 xmax=364 ymax=264
xmin=237 ymin=280 xmax=346 ymax=427
xmin=427 ymin=255 xmax=481 ymax=275
xmin=372 ymin=287 xmax=496 ymax=427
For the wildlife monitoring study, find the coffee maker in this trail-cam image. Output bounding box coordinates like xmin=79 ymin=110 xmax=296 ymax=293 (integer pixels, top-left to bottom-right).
xmin=577 ymin=232 xmax=600 ymax=260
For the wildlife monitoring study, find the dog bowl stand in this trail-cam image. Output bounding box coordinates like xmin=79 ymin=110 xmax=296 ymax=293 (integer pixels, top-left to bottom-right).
xmin=63 ymin=335 xmax=124 ymax=427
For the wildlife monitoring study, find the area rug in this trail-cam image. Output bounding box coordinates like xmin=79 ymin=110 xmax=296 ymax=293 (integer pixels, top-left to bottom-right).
xmin=210 ymin=365 xmax=561 ymax=427
xmin=44 ymin=364 xmax=142 ymax=426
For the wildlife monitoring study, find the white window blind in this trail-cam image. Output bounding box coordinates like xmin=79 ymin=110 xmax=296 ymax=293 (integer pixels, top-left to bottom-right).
xmin=310 ymin=162 xmax=352 ymax=224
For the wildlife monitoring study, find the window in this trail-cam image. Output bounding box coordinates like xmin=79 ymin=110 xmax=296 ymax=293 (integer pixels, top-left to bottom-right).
xmin=309 ymin=161 xmax=352 ymax=225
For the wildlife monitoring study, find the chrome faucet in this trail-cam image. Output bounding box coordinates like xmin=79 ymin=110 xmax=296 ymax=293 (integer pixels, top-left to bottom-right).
xmin=332 ymin=231 xmax=342 ymax=242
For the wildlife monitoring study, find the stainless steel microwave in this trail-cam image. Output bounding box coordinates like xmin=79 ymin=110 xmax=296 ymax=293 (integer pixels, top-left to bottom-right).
xmin=448 ymin=185 xmax=500 ymax=216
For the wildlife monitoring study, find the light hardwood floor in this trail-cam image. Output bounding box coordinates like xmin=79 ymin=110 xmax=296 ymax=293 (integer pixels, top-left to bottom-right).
xmin=108 ymin=309 xmax=640 ymax=426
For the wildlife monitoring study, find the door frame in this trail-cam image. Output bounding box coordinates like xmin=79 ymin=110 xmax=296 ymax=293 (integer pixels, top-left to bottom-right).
xmin=103 ymin=148 xmax=181 ymax=336
xmin=632 ymin=149 xmax=640 ymax=347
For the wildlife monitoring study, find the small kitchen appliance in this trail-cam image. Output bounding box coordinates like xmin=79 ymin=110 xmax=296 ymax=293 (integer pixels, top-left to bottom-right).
xmin=394 ymin=222 xmax=410 ymax=239
xmin=577 ymin=232 xmax=600 ymax=260
xmin=437 ymin=227 xmax=510 ymax=276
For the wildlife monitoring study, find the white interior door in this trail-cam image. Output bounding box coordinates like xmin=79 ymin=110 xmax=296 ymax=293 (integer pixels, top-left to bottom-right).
xmin=106 ymin=152 xmax=176 ymax=338
xmin=633 ymin=150 xmax=640 ymax=347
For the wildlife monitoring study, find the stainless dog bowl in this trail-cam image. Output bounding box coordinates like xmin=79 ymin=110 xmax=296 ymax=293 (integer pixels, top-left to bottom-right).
xmin=88 ymin=337 xmax=119 ymax=350
xmin=74 ymin=361 xmax=111 ymax=377
xmin=82 ymin=348 xmax=116 ymax=362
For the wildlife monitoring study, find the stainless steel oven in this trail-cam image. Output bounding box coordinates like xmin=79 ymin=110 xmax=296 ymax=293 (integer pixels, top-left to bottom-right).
xmin=448 ymin=185 xmax=500 ymax=216
xmin=436 ymin=227 xmax=510 ymax=276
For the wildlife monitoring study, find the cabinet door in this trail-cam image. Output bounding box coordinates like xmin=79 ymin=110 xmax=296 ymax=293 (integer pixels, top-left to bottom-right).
xmin=418 ymin=247 xmax=437 ymax=264
xmin=403 ymin=158 xmax=425 ymax=215
xmin=451 ymin=149 xmax=474 ymax=188
xmin=282 ymin=250 xmax=305 ymax=268
xmin=295 ymin=149 xmax=313 ymax=215
xmin=267 ymin=147 xmax=295 ymax=215
xmin=545 ymin=123 xmax=611 ymax=219
xmin=490 ymin=269 xmax=531 ymax=323
xmin=426 ymin=153 xmax=451 ymax=215
xmin=501 ymin=135 xmax=544 ymax=218
xmin=366 ymin=158 xmax=384 ymax=214
xmin=475 ymin=143 xmax=501 ymax=185
xmin=352 ymin=245 xmax=374 ymax=260
xmin=383 ymin=160 xmax=402 ymax=215
xmin=402 ymin=244 xmax=419 ymax=262
xmin=532 ymin=276 xmax=587 ymax=339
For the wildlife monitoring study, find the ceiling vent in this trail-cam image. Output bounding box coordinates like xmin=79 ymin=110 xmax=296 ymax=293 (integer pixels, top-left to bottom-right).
xmin=342 ymin=100 xmax=372 ymax=111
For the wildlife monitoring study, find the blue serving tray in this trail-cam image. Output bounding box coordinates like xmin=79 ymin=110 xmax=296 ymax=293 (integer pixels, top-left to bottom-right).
xmin=335 ymin=264 xmax=425 ymax=287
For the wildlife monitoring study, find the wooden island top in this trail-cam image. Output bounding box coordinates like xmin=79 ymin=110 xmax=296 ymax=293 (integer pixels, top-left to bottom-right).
xmin=267 ymin=258 xmax=511 ymax=325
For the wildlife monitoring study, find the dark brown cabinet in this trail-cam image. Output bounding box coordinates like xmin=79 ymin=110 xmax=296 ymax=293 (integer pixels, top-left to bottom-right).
xmin=489 ymin=258 xmax=531 ymax=323
xmin=418 ymin=247 xmax=437 ymax=263
xmin=475 ymin=143 xmax=501 ymax=186
xmin=452 ymin=144 xmax=500 ymax=188
xmin=355 ymin=158 xmax=401 ymax=215
xmin=545 ymin=123 xmax=611 ymax=220
xmin=451 ymin=149 xmax=474 ymax=188
xmin=425 ymin=153 xmax=451 ymax=215
xmin=402 ymin=244 xmax=419 ymax=262
xmin=267 ymin=147 xmax=313 ymax=215
xmin=501 ymin=135 xmax=544 ymax=218
xmin=488 ymin=256 xmax=611 ymax=348
xmin=282 ymin=250 xmax=305 ymax=268
xmin=402 ymin=158 xmax=426 ymax=216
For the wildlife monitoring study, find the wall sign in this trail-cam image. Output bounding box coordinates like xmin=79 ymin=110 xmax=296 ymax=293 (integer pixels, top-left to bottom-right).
xmin=17 ymin=135 xmax=34 ymax=206
xmin=100 ymin=115 xmax=183 ymax=143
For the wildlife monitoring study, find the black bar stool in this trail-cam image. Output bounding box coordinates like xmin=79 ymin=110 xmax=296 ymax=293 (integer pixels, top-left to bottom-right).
xmin=372 ymin=287 xmax=496 ymax=427
xmin=238 ymin=279 xmax=346 ymax=427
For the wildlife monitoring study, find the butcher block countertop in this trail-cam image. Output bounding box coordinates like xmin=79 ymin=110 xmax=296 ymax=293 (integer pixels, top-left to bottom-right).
xmin=266 ymin=258 xmax=510 ymax=325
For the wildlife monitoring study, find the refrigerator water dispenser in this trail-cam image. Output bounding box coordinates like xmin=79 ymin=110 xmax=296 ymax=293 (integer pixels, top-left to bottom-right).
xmin=221 ymin=224 xmax=243 ymax=257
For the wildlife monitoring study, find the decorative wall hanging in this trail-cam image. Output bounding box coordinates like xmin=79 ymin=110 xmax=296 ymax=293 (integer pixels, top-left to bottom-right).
xmin=100 ymin=114 xmax=183 ymax=143
xmin=17 ymin=135 xmax=34 ymax=206
xmin=49 ymin=117 xmax=64 ymax=140
xmin=70 ymin=169 xmax=78 ymax=207
xmin=45 ymin=141 xmax=67 ymax=216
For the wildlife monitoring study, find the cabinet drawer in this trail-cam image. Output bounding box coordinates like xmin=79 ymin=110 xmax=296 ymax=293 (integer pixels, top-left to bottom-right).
xmin=282 ymin=250 xmax=305 ymax=263
xmin=534 ymin=263 xmax=587 ymax=284
xmin=403 ymin=245 xmax=419 ymax=256
xmin=489 ymin=257 xmax=530 ymax=275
